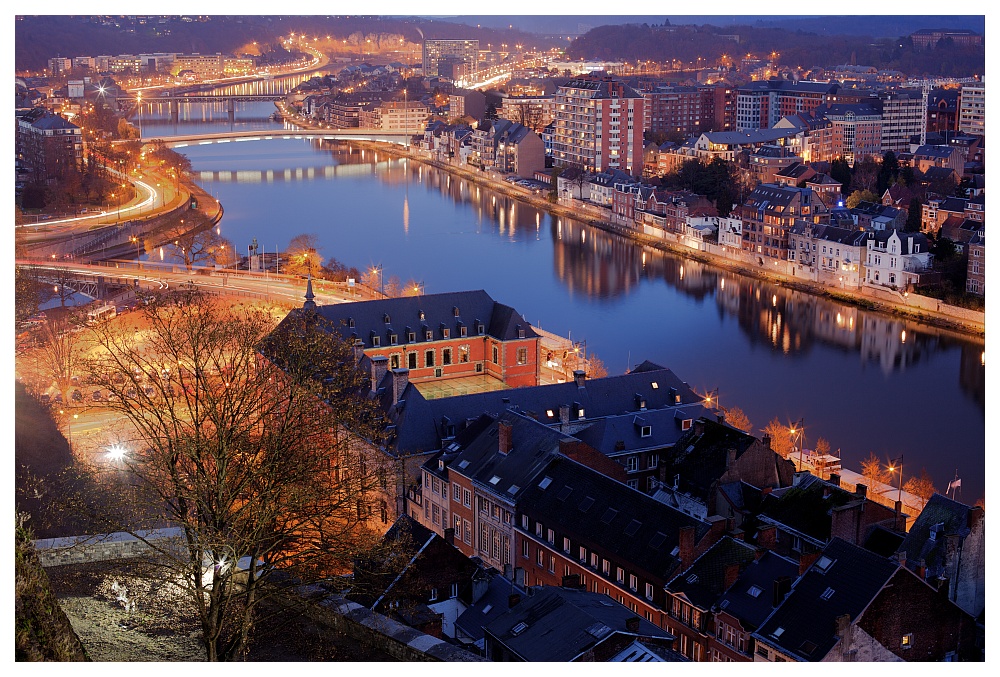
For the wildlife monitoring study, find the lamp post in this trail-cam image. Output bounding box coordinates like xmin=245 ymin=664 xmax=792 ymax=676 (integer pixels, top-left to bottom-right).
xmin=370 ymin=264 xmax=384 ymax=296
xmin=403 ymin=88 xmax=409 ymax=150
xmin=887 ymin=455 xmax=903 ymax=505
xmin=789 ymin=418 xmax=805 ymax=471
xmin=131 ymin=235 xmax=141 ymax=267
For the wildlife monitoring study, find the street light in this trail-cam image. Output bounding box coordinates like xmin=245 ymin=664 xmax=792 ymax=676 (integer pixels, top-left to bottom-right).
xmin=131 ymin=235 xmax=141 ymax=267
xmin=370 ymin=264 xmax=384 ymax=296
xmin=887 ymin=455 xmax=904 ymax=505
xmin=789 ymin=418 xmax=805 ymax=471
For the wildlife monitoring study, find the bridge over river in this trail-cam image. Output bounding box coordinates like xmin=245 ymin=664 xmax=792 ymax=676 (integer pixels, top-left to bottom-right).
xmin=140 ymin=128 xmax=414 ymax=146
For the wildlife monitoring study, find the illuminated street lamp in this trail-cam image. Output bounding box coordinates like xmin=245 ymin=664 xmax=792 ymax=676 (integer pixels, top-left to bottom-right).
xmin=370 ymin=264 xmax=384 ymax=296
xmin=789 ymin=417 xmax=805 ymax=471
xmin=887 ymin=455 xmax=904 ymax=505
xmin=131 ymin=235 xmax=141 ymax=267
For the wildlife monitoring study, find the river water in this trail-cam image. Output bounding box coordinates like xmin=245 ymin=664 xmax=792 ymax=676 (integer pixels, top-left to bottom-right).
xmin=138 ymin=91 xmax=986 ymax=505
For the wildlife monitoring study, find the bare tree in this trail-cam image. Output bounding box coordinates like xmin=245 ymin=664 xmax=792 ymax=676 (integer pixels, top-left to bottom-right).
xmin=160 ymin=222 xmax=231 ymax=272
xmin=283 ymin=234 xmax=323 ymax=276
xmin=761 ymin=417 xmax=794 ymax=458
xmin=35 ymin=315 xmax=87 ymax=404
xmin=586 ymin=351 xmax=608 ymax=379
xmin=722 ymin=406 xmax=752 ymax=433
xmin=814 ymin=437 xmax=831 ymax=455
xmin=860 ymin=452 xmax=891 ymax=489
xmin=904 ymin=468 xmax=937 ymax=510
xmin=81 ymin=288 xmax=392 ymax=661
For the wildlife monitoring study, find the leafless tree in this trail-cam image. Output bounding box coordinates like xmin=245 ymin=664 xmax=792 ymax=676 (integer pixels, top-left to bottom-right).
xmin=904 ymin=468 xmax=937 ymax=510
xmin=762 ymin=417 xmax=794 ymax=458
xmin=283 ymin=234 xmax=323 ymax=276
xmin=860 ymin=452 xmax=891 ymax=489
xmin=80 ymin=288 xmax=393 ymax=661
xmin=722 ymin=406 xmax=752 ymax=433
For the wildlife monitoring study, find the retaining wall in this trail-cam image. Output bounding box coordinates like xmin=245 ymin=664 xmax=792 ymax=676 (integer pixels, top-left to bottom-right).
xmin=33 ymin=527 xmax=187 ymax=567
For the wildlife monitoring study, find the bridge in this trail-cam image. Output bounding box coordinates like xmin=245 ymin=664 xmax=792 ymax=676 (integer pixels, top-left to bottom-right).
xmin=143 ymin=129 xmax=415 ymax=146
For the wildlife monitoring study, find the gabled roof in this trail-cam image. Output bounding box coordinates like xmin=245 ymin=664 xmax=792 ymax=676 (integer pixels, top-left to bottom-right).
xmin=436 ymin=410 xmax=569 ymax=500
xmin=757 ymin=474 xmax=864 ymax=543
xmin=306 ymin=289 xmax=536 ymax=348
xmin=715 ymin=550 xmax=799 ymax=632
xmin=897 ymin=493 xmax=981 ymax=574
xmin=382 ymin=361 xmax=702 ymax=456
xmin=455 ymin=573 xmax=528 ymax=643
xmin=666 ymin=536 xmax=758 ymax=609
xmin=572 ymin=404 xmax=714 ymax=456
xmin=663 ymin=418 xmax=765 ymax=502
xmin=484 ymin=585 xmax=671 ymax=661
xmin=754 ymin=538 xmax=899 ymax=661
xmin=518 ymin=456 xmax=712 ymax=580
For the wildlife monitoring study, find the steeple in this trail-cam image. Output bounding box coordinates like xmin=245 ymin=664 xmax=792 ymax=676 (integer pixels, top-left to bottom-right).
xmin=303 ymin=272 xmax=316 ymax=311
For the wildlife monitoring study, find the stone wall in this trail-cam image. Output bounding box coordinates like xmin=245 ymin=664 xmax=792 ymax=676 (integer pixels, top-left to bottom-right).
xmin=32 ymin=528 xmax=187 ymax=568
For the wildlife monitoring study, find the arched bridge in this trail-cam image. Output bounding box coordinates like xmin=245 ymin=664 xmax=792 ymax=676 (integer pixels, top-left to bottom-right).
xmin=142 ymin=129 xmax=415 ymax=146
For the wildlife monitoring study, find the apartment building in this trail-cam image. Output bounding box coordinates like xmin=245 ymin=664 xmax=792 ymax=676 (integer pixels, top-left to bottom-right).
xmin=422 ymin=39 xmax=479 ymax=79
xmin=552 ymin=75 xmax=645 ymax=175
xmin=958 ymin=83 xmax=985 ymax=136
xmin=735 ymin=80 xmax=839 ymax=132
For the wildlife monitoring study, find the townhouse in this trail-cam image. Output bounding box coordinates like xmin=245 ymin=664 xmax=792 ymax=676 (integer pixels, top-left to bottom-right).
xmin=788 ymin=223 xmax=869 ymax=288
xmin=864 ymin=229 xmax=934 ymax=290
xmin=739 ymin=183 xmax=829 ymax=262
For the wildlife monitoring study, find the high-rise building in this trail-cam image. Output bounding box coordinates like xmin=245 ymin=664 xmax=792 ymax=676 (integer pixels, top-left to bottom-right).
xmin=958 ymin=83 xmax=985 ymax=136
xmin=877 ymin=88 xmax=927 ymax=154
xmin=552 ymin=75 xmax=645 ymax=175
xmin=736 ymin=80 xmax=840 ymax=132
xmin=16 ymin=108 xmax=83 ymax=184
xmin=422 ymin=39 xmax=479 ymax=79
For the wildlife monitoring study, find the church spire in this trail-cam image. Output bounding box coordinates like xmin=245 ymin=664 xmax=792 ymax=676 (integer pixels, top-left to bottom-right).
xmin=303 ymin=272 xmax=316 ymax=311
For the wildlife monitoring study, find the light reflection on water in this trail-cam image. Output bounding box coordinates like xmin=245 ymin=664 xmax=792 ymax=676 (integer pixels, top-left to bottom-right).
xmin=165 ymin=102 xmax=985 ymax=505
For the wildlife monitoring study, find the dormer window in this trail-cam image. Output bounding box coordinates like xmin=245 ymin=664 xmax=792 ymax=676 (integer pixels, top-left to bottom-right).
xmin=681 ymin=418 xmax=692 ymax=431
xmin=419 ymin=310 xmax=425 ymax=321
xmin=371 ymin=335 xmax=381 ymax=347
xmin=348 ymin=318 xmax=355 ymax=328
xmin=383 ymin=314 xmax=391 ymax=324
xmin=442 ymin=327 xmax=450 ymax=339
xmin=453 ymin=306 xmax=460 ymax=317
xmin=407 ymin=331 xmax=416 ymax=343
xmin=425 ymin=329 xmax=433 ymax=341
xmin=389 ymin=334 xmax=398 ymax=345
xmin=641 ymin=425 xmax=652 ymax=438
xmin=460 ymin=325 xmax=468 ymax=337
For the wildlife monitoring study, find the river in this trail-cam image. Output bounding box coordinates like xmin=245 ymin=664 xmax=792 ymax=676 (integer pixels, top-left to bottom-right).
xmin=137 ymin=89 xmax=986 ymax=506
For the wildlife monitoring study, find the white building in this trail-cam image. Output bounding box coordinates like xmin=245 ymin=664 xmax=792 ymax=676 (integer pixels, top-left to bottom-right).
xmin=717 ymin=216 xmax=744 ymax=249
xmin=958 ymin=82 xmax=985 ymax=136
xmin=864 ymin=229 xmax=933 ymax=290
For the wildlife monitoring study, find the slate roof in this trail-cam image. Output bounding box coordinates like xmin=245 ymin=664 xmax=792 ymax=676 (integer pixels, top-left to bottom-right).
xmin=754 ymin=538 xmax=899 ymax=661
xmin=700 ymin=129 xmax=798 ymax=147
xmin=518 ymin=456 xmax=712 ymax=580
xmin=863 ymin=524 xmax=905 ymax=558
xmin=775 ymin=162 xmax=814 ymax=181
xmin=309 ymin=290 xmax=537 ymax=349
xmin=662 ymin=418 xmax=763 ymax=504
xmin=740 ymin=80 xmax=839 ymax=95
xmin=788 ymin=223 xmax=868 ymax=248
xmin=435 ymin=410 xmax=570 ymax=501
xmin=743 ymin=183 xmax=805 ymax=210
xmin=571 ymin=404 xmax=714 ymax=457
xmin=484 ymin=585 xmax=671 ymax=661
xmin=897 ymin=493 xmax=979 ymax=573
xmin=923 ymin=166 xmax=959 ymax=182
xmin=914 ymin=144 xmax=959 ymax=160
xmin=20 ymin=108 xmax=79 ymax=131
xmin=455 ymin=574 xmax=528 ymax=643
xmin=666 ymin=536 xmax=759 ymax=609
xmin=715 ymin=550 xmax=799 ymax=632
xmin=379 ymin=360 xmax=702 ymax=457
xmin=813 ymin=103 xmax=882 ymax=118
xmin=865 ymin=229 xmax=930 ymax=253
xmin=757 ymin=474 xmax=863 ymax=543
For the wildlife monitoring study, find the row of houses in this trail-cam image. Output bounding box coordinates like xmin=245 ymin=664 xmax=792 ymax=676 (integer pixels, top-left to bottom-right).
xmin=264 ymin=288 xmax=983 ymax=662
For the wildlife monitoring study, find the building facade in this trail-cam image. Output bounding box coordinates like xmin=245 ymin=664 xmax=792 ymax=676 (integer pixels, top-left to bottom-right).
xmin=422 ymin=39 xmax=479 ymax=79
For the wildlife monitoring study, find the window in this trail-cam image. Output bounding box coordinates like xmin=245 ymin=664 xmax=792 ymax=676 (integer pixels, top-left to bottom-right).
xmin=389 ymin=334 xmax=397 ymax=346
xmin=517 ymin=347 xmax=528 ymax=365
xmin=616 ymin=567 xmax=625 ymax=584
xmin=536 ymin=548 xmax=544 ymax=565
xmin=371 ymin=336 xmax=380 ymax=347
xmin=442 ymin=348 xmax=452 ymax=365
xmin=522 ymin=540 xmax=529 ymax=558
xmin=629 ymin=574 xmax=638 ymax=591
xmin=429 ymin=588 xmax=438 ymax=602
xmin=426 ymin=350 xmax=437 ymax=368
xmin=902 ymin=633 xmax=913 ymax=649
xmin=442 ymin=328 xmax=450 ymax=339
xmin=603 ymin=559 xmax=611 ymax=576
xmin=450 ymin=583 xmax=459 ymax=598
xmin=453 ymin=483 xmax=461 ymax=502
xmin=432 ymin=478 xmax=440 ymax=495
xmin=627 ymin=479 xmax=639 ymax=489
xmin=625 ymin=456 xmax=638 ymax=472
xmin=547 ymin=528 xmax=555 ymax=544
xmin=460 ymin=325 xmax=468 ymax=337
xmin=432 ymin=504 xmax=440 ymax=525
xmin=407 ymin=331 xmax=416 ymax=343
xmin=425 ymin=329 xmax=433 ymax=341
xmin=463 ymin=489 xmax=471 ymax=507
xmin=563 ymin=537 xmax=571 ymax=553
xmin=591 ymin=552 xmax=599 ymax=568
xmin=535 ymin=522 xmax=543 ymax=537
xmin=548 ymin=555 xmax=555 ymax=573
xmin=408 ymin=352 xmax=417 ymax=369
xmin=390 ymin=354 xmax=400 ymax=369
xmin=646 ymin=582 xmax=654 ymax=600
xmin=647 ymin=476 xmax=658 ymax=492
xmin=460 ymin=346 xmax=470 ymax=363
xmin=522 ymin=514 xmax=529 ymax=529
xmin=492 ymin=345 xmax=499 ymax=364
xmin=454 ymin=514 xmax=461 ymax=530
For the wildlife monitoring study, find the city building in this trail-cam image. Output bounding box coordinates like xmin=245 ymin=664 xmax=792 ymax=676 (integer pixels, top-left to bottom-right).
xmin=810 ymin=103 xmax=883 ymax=165
xmin=910 ymin=28 xmax=983 ymax=49
xmin=876 ymin=88 xmax=927 ymax=154
xmin=171 ymin=53 xmax=224 ymax=79
xmin=752 ymin=538 xmax=980 ymax=661
xmin=310 ymin=290 xmax=540 ymax=390
xmin=896 ymin=493 xmax=985 ymax=618
xmin=735 ymin=80 xmax=840 ymax=132
xmin=927 ymin=88 xmax=960 ymax=133
xmin=921 ymin=195 xmax=984 ymax=236
xmin=788 ymin=223 xmax=869 ymax=289
xmin=484 ymin=585 xmax=680 ymax=662
xmin=642 ymin=85 xmax=715 ymax=136
xmin=358 ymin=100 xmax=429 ymax=134
xmin=966 ymin=234 xmax=985 ymax=296
xmin=957 ymin=83 xmax=985 ymax=136
xmin=422 ymin=39 xmax=479 ymax=79
xmin=739 ymin=184 xmax=828 ymax=261
xmin=16 ymin=108 xmax=83 ymax=185
xmin=552 ymin=75 xmax=645 ymax=175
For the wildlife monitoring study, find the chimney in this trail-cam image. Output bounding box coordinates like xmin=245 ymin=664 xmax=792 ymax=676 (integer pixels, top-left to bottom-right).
xmin=855 ymin=483 xmax=867 ymax=499
xmin=352 ymin=340 xmax=365 ymax=363
xmin=726 ymin=447 xmax=737 ymax=469
xmin=694 ymin=419 xmax=705 ymax=437
xmin=894 ymin=500 xmax=905 ymax=531
xmin=559 ymin=404 xmax=570 ymax=426
xmin=498 ymin=421 xmax=513 ymax=455
xmin=723 ymin=562 xmax=741 ymax=590
xmin=508 ymin=593 xmax=522 ymax=608
xmin=762 ymin=433 xmax=772 ymax=451
xmin=717 ymin=411 xmax=726 ymax=424
xmin=625 ymin=616 xmax=641 ymax=633
xmin=574 ymin=369 xmax=586 ymax=387
xmin=914 ymin=558 xmax=926 ymax=580
xmin=757 ymin=525 xmax=777 ymax=550
xmin=772 ymin=576 xmax=791 ymax=607
xmin=370 ymin=355 xmax=389 ymax=392
xmin=828 ymin=473 xmax=841 ymax=487
xmin=514 ymin=567 xmax=525 ymax=586
xmin=391 ymin=368 xmax=409 ymax=403
xmin=444 ymin=527 xmax=455 ymax=546
xmin=678 ymin=526 xmax=696 ymax=569
xmin=897 ymin=550 xmax=907 ymax=566
xmin=799 ymin=552 xmax=821 ymax=576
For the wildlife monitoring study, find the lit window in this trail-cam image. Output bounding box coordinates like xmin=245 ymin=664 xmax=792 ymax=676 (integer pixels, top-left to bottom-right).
xmin=902 ymin=633 xmax=913 ymax=649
